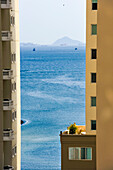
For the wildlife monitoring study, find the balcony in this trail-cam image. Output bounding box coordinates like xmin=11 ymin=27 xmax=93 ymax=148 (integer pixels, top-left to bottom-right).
xmin=3 ymin=99 xmax=13 ymax=110
xmin=2 ymin=31 xmax=12 ymax=41
xmin=3 ymin=129 xmax=14 ymax=141
xmin=4 ymin=165 xmax=14 ymax=170
xmin=3 ymin=69 xmax=13 ymax=80
xmin=1 ymin=0 xmax=12 ymax=9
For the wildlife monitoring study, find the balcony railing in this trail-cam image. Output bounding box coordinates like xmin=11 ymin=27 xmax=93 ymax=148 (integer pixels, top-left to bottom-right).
xmin=3 ymin=129 xmax=14 ymax=141
xmin=2 ymin=31 xmax=12 ymax=41
xmin=3 ymin=99 xmax=13 ymax=110
xmin=3 ymin=69 xmax=13 ymax=80
xmin=4 ymin=165 xmax=14 ymax=170
xmin=1 ymin=0 xmax=12 ymax=9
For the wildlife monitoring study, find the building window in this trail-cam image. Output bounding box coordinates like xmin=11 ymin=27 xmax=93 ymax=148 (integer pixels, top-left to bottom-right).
xmin=92 ymin=25 xmax=97 ymax=35
xmin=12 ymin=145 xmax=17 ymax=158
xmin=92 ymin=0 xmax=97 ymax=10
xmin=11 ymin=53 xmax=16 ymax=63
xmin=10 ymin=16 xmax=15 ymax=26
xmin=91 ymin=120 xmax=96 ymax=130
xmin=91 ymin=73 xmax=96 ymax=83
xmin=91 ymin=49 xmax=97 ymax=59
xmin=12 ymin=82 xmax=16 ymax=92
xmin=12 ymin=111 xmax=17 ymax=121
xmin=69 ymin=147 xmax=92 ymax=160
xmin=91 ymin=97 xmax=96 ymax=106
xmin=14 ymin=82 xmax=16 ymax=91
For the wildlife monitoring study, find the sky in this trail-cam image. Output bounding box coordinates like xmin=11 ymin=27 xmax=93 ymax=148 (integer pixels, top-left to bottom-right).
xmin=19 ymin=0 xmax=86 ymax=45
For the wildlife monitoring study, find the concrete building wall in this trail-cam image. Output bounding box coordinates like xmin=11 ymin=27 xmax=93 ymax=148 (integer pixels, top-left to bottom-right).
xmin=2 ymin=42 xmax=11 ymax=68
xmin=13 ymin=0 xmax=21 ymax=169
xmin=86 ymin=0 xmax=97 ymax=134
xmin=60 ymin=135 xmax=96 ymax=170
xmin=3 ymin=111 xmax=12 ymax=128
xmin=0 ymin=2 xmax=4 ymax=169
xmin=97 ymin=0 xmax=113 ymax=169
xmin=1 ymin=9 xmax=10 ymax=30
xmin=4 ymin=142 xmax=12 ymax=165
xmin=0 ymin=0 xmax=21 ymax=169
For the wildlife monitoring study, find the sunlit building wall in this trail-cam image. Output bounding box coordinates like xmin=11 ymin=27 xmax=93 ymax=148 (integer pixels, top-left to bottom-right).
xmin=0 ymin=0 xmax=21 ymax=169
xmin=86 ymin=0 xmax=97 ymax=134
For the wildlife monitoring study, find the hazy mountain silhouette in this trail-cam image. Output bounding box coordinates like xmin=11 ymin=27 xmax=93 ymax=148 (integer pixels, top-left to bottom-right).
xmin=20 ymin=37 xmax=85 ymax=47
xmin=53 ymin=36 xmax=84 ymax=46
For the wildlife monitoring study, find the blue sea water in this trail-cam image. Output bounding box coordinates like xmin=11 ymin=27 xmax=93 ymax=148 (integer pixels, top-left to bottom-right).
xmin=21 ymin=46 xmax=86 ymax=170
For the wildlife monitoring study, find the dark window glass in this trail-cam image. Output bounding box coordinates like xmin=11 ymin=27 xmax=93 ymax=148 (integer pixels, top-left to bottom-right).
xmin=91 ymin=97 xmax=96 ymax=106
xmin=91 ymin=73 xmax=96 ymax=83
xmin=91 ymin=120 xmax=96 ymax=130
xmin=91 ymin=49 xmax=97 ymax=59
xmin=81 ymin=148 xmax=85 ymax=159
xmin=92 ymin=3 xmax=97 ymax=10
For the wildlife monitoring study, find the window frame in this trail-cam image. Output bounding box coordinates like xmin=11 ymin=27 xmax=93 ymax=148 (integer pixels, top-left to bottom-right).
xmin=92 ymin=2 xmax=97 ymax=10
xmin=68 ymin=147 xmax=92 ymax=161
xmin=91 ymin=96 xmax=96 ymax=107
xmin=91 ymin=120 xmax=96 ymax=130
xmin=12 ymin=82 xmax=16 ymax=92
xmin=12 ymin=110 xmax=17 ymax=122
xmin=10 ymin=15 xmax=15 ymax=26
xmin=11 ymin=53 xmax=16 ymax=63
xmin=91 ymin=73 xmax=96 ymax=83
xmin=91 ymin=24 xmax=97 ymax=35
xmin=92 ymin=0 xmax=97 ymax=3
xmin=12 ymin=145 xmax=17 ymax=158
xmin=91 ymin=49 xmax=97 ymax=59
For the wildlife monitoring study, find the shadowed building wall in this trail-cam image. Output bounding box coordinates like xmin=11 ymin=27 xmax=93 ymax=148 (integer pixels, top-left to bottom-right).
xmin=60 ymin=135 xmax=96 ymax=170
xmin=97 ymin=0 xmax=113 ymax=169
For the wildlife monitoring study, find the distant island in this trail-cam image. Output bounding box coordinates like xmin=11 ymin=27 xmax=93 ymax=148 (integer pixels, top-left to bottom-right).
xmin=52 ymin=36 xmax=84 ymax=46
xmin=20 ymin=36 xmax=85 ymax=47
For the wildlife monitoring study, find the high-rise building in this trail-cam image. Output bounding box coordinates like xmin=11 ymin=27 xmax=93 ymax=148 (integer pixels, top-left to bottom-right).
xmin=0 ymin=0 xmax=21 ymax=169
xmin=60 ymin=0 xmax=113 ymax=169
xmin=60 ymin=1 xmax=97 ymax=169
xmin=86 ymin=0 xmax=97 ymax=135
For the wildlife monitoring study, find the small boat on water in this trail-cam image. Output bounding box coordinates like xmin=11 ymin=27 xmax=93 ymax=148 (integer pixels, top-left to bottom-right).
xmin=33 ymin=48 xmax=36 ymax=51
xmin=75 ymin=48 xmax=77 ymax=50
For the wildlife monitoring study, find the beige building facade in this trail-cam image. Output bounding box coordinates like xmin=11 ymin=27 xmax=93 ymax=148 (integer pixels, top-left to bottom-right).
xmin=0 ymin=0 xmax=21 ymax=169
xmin=86 ymin=0 xmax=97 ymax=135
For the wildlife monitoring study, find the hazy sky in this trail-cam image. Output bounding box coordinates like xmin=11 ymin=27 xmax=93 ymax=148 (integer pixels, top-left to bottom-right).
xmin=19 ymin=0 xmax=86 ymax=44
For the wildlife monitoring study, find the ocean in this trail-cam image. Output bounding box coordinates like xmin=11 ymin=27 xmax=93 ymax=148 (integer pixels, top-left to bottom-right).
xmin=20 ymin=46 xmax=86 ymax=170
